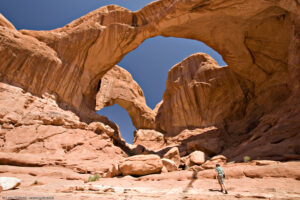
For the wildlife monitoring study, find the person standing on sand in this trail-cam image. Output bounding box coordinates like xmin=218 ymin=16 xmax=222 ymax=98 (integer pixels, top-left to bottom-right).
xmin=216 ymin=163 xmax=228 ymax=194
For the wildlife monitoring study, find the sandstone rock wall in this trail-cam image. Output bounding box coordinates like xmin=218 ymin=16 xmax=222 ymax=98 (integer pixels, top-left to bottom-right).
xmin=156 ymin=53 xmax=245 ymax=135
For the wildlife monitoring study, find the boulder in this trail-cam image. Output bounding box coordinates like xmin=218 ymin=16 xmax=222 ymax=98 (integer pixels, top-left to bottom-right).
xmin=180 ymin=156 xmax=191 ymax=168
xmin=161 ymin=166 xmax=168 ymax=173
xmin=119 ymin=155 xmax=163 ymax=176
xmin=163 ymin=147 xmax=180 ymax=167
xmin=189 ymin=151 xmax=205 ymax=165
xmin=202 ymin=155 xmax=227 ymax=169
xmin=0 ymin=177 xmax=21 ymax=190
xmin=161 ymin=158 xmax=178 ymax=172
xmin=88 ymin=122 xmax=114 ymax=136
xmin=130 ymin=144 xmax=148 ymax=155
xmin=133 ymin=129 xmax=165 ymax=151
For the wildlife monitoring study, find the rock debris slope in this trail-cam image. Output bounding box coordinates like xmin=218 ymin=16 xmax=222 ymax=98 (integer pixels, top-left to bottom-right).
xmin=0 ymin=82 xmax=127 ymax=174
xmin=0 ymin=0 xmax=300 ymax=162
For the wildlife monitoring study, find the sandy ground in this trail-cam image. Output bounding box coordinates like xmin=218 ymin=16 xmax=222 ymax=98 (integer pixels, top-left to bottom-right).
xmin=1 ymin=171 xmax=300 ymax=200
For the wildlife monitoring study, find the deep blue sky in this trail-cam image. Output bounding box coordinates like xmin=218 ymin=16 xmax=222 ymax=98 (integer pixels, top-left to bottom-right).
xmin=0 ymin=0 xmax=225 ymax=144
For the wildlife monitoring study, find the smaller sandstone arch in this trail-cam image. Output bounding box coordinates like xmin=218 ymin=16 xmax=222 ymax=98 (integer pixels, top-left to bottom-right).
xmin=96 ymin=66 xmax=156 ymax=129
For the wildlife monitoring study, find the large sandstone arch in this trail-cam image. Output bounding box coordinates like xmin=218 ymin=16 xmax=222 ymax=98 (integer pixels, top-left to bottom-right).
xmin=0 ymin=1 xmax=298 ymax=119
xmin=1 ymin=0 xmax=299 ymax=160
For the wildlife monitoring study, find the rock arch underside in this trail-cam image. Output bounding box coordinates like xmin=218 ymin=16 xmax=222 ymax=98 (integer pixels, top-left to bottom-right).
xmin=0 ymin=0 xmax=300 ymax=198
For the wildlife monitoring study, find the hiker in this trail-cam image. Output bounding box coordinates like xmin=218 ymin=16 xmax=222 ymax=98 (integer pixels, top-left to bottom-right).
xmin=215 ymin=163 xmax=228 ymax=194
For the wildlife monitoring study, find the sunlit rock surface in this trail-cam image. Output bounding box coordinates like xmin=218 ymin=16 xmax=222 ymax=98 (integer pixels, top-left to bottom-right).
xmin=0 ymin=82 xmax=127 ymax=173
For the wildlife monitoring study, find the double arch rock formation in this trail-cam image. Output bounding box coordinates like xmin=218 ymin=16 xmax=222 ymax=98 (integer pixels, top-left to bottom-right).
xmin=1 ymin=0 xmax=300 ymax=161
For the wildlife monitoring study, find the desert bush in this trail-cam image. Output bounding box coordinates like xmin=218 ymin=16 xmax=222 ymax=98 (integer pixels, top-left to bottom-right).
xmin=243 ymin=156 xmax=251 ymax=162
xmin=88 ymin=174 xmax=100 ymax=182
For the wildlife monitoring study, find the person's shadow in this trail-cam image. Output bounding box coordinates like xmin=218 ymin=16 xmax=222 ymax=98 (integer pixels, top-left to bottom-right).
xmin=182 ymin=170 xmax=198 ymax=193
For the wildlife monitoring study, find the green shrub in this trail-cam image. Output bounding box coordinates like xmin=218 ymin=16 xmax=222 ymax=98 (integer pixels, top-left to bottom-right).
xmin=88 ymin=174 xmax=100 ymax=182
xmin=243 ymin=156 xmax=251 ymax=162
xmin=33 ymin=180 xmax=38 ymax=185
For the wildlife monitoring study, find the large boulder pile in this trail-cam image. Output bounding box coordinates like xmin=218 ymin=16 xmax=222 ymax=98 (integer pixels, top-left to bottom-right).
xmin=104 ymin=149 xmax=228 ymax=177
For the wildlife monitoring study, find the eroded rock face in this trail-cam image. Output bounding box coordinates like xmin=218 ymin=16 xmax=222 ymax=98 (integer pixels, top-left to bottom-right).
xmin=0 ymin=82 xmax=127 ymax=173
xmin=156 ymin=53 xmax=245 ymax=135
xmin=165 ymin=127 xmax=224 ymax=156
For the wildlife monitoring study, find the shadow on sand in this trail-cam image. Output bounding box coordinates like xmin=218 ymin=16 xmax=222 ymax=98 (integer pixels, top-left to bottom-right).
xmin=182 ymin=170 xmax=198 ymax=194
